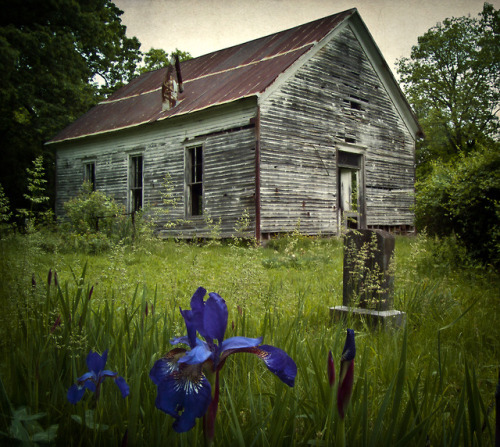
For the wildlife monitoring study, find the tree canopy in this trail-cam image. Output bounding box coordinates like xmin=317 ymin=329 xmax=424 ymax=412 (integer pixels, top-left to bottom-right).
xmin=397 ymin=3 xmax=499 ymax=176
xmin=0 ymin=0 xmax=190 ymax=213
xmin=138 ymin=48 xmax=192 ymax=74
xmin=400 ymin=4 xmax=500 ymax=266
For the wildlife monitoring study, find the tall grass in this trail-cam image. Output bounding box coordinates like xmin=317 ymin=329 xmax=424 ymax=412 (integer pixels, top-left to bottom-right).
xmin=0 ymin=232 xmax=498 ymax=445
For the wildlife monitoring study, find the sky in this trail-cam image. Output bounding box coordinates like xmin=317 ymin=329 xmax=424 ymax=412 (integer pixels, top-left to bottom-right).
xmin=113 ymin=0 xmax=497 ymax=76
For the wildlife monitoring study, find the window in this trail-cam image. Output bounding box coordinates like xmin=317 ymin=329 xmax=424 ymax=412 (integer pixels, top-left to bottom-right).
xmin=129 ymin=155 xmax=143 ymax=213
xmin=343 ymin=94 xmax=368 ymax=111
xmin=84 ymin=162 xmax=96 ymax=190
xmin=186 ymin=146 xmax=203 ymax=216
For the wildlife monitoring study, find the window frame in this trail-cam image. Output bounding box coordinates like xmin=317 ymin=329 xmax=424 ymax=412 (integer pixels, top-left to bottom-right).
xmin=129 ymin=154 xmax=144 ymax=214
xmin=185 ymin=144 xmax=204 ymax=217
xmin=83 ymin=161 xmax=96 ymax=191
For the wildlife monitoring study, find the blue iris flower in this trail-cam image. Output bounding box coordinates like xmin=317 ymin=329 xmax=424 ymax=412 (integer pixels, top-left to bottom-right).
xmin=67 ymin=350 xmax=130 ymax=404
xmin=150 ymin=287 xmax=297 ymax=434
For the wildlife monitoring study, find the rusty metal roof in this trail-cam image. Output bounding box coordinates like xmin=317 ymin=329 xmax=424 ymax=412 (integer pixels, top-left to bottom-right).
xmin=49 ymin=9 xmax=356 ymax=144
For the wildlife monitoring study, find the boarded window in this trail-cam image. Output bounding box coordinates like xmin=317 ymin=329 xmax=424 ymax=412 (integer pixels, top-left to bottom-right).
xmin=84 ymin=162 xmax=96 ymax=190
xmin=338 ymin=151 xmax=361 ymax=169
xmin=130 ymin=155 xmax=143 ymax=213
xmin=186 ymin=146 xmax=203 ymax=216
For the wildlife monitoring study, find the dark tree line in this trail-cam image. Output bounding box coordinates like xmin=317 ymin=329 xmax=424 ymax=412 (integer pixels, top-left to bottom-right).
xmin=0 ymin=0 xmax=190 ymax=214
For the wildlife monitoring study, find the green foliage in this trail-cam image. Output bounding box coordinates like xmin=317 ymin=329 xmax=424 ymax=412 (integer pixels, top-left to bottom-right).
xmin=150 ymin=173 xmax=188 ymax=232
xmin=0 ymin=378 xmax=58 ymax=447
xmin=15 ymin=155 xmax=54 ymax=231
xmin=0 ymin=234 xmax=498 ymax=445
xmin=0 ymin=183 xmax=12 ymax=233
xmin=397 ymin=3 xmax=499 ymax=176
xmin=138 ymin=47 xmax=192 ymax=74
xmin=63 ymin=182 xmax=125 ymax=234
xmin=203 ymin=212 xmax=222 ymax=245
xmin=0 ymin=0 xmax=142 ymax=211
xmin=343 ymin=231 xmax=393 ymax=310
xmin=415 ymin=144 xmax=500 ymax=266
xmin=62 ymin=182 xmax=140 ymax=253
xmin=230 ymin=209 xmax=255 ymax=247
xmin=18 ymin=155 xmax=49 ymax=220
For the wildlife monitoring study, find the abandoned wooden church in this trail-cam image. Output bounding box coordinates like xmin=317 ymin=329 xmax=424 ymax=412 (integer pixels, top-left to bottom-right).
xmin=49 ymin=8 xmax=422 ymax=241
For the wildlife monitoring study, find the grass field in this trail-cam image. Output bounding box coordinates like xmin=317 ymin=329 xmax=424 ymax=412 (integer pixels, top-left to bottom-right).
xmin=0 ymin=231 xmax=498 ymax=446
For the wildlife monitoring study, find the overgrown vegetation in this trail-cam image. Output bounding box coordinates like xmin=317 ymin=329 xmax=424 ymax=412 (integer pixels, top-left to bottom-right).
xmin=60 ymin=181 xmax=152 ymax=254
xmin=0 ymin=3 xmax=498 ymax=443
xmin=0 ymin=229 xmax=498 ymax=446
xmin=397 ymin=3 xmax=500 ymax=268
xmin=415 ymin=146 xmax=500 ymax=266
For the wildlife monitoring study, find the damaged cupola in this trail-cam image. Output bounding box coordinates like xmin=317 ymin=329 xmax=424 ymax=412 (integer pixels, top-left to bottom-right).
xmin=161 ymin=54 xmax=183 ymax=111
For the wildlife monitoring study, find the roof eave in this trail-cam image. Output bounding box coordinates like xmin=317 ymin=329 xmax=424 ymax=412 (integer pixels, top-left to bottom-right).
xmin=47 ymin=96 xmax=260 ymax=145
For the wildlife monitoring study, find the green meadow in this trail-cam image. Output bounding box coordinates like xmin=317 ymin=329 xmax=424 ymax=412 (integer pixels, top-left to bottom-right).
xmin=0 ymin=231 xmax=498 ymax=446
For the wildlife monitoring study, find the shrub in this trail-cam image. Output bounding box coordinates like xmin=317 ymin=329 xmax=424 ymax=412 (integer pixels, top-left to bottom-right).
xmin=61 ymin=183 xmax=153 ymax=253
xmin=415 ymin=144 xmax=500 ymax=266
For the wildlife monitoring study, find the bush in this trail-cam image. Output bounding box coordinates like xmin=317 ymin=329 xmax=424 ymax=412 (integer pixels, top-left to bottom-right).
xmin=62 ymin=183 xmax=153 ymax=253
xmin=415 ymin=144 xmax=500 ymax=266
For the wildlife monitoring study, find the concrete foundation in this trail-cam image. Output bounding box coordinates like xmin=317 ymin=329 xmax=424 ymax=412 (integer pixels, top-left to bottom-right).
xmin=330 ymin=305 xmax=406 ymax=329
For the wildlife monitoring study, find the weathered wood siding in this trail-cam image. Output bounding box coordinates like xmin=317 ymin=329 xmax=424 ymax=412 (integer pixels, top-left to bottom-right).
xmin=56 ymin=99 xmax=257 ymax=238
xmin=259 ymin=25 xmax=415 ymax=235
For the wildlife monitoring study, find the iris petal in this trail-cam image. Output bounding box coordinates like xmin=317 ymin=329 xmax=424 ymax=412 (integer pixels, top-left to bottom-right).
xmin=76 ymin=371 xmax=95 ymax=384
xmin=114 ymin=376 xmax=130 ymax=398
xmin=86 ymin=350 xmax=107 ymax=374
xmin=149 ymin=348 xmax=186 ymax=385
xmin=67 ymin=384 xmax=86 ymax=404
xmin=238 ymin=345 xmax=297 ymax=387
xmin=84 ymin=381 xmax=97 ymax=393
xmin=68 ymin=349 xmax=129 ymax=404
xmin=337 ymin=360 xmax=354 ymax=419
xmin=154 ymin=364 xmax=212 ymax=433
xmin=178 ymin=343 xmax=212 ymax=365
xmin=170 ymin=335 xmax=190 ymax=346
xmin=341 ymin=329 xmax=356 ymax=361
xmin=203 ymin=293 xmax=228 ymax=343
xmin=100 ymin=370 xmax=118 ymax=379
xmin=181 ymin=287 xmax=207 ymax=347
xmin=220 ymin=336 xmax=262 ymax=351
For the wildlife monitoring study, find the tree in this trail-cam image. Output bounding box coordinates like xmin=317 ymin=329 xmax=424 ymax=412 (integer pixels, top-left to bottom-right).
xmin=138 ymin=48 xmax=192 ymax=74
xmin=0 ymin=0 xmax=142 ymax=212
xmin=397 ymin=3 xmax=499 ymax=176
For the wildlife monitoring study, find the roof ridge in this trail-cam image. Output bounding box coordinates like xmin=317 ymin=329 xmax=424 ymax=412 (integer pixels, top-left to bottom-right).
xmin=101 ymin=43 xmax=316 ymax=105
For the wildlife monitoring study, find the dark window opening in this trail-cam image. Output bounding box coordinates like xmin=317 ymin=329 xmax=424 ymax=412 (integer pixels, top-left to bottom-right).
xmin=343 ymin=94 xmax=368 ymax=111
xmin=187 ymin=146 xmax=203 ymax=216
xmin=344 ymin=99 xmax=362 ymax=110
xmin=130 ymin=155 xmax=143 ymax=213
xmin=338 ymin=150 xmax=361 ymax=168
xmin=84 ymin=162 xmax=96 ymax=190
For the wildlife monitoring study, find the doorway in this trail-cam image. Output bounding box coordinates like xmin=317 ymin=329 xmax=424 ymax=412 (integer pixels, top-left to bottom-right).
xmin=337 ymin=148 xmax=365 ymax=232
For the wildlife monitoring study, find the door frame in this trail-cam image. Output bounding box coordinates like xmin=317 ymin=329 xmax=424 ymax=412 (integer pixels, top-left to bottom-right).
xmin=336 ymin=143 xmax=367 ymax=234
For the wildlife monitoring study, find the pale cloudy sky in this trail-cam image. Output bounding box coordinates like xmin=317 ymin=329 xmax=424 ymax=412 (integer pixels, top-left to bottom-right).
xmin=114 ymin=0 xmax=497 ymax=76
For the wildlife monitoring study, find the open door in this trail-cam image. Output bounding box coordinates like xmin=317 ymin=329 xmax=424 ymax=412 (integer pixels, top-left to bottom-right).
xmin=337 ymin=148 xmax=365 ymax=232
xmin=339 ymin=168 xmax=359 ymax=228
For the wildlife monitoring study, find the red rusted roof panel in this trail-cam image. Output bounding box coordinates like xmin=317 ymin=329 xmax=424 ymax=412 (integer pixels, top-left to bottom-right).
xmin=49 ymin=9 xmax=355 ymax=143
